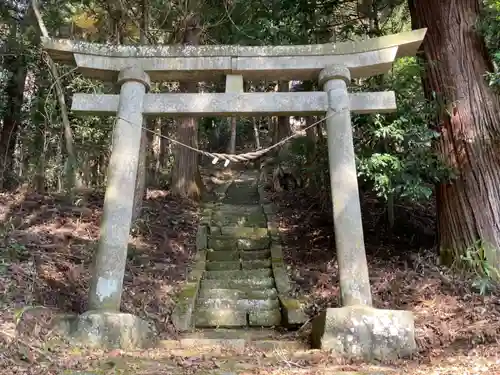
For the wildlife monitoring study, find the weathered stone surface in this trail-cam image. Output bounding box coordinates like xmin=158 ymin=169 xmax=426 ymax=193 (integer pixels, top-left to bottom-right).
xmin=73 ymin=91 xmax=398 ymax=117
xmin=321 ymin=65 xmax=372 ymax=307
xmin=242 ymin=259 xmax=272 ymax=269
xmin=204 ymin=269 xmax=272 ymax=279
xmin=238 ymin=298 xmax=280 ymax=311
xmin=208 ymin=237 xmax=236 ymax=251
xmin=45 ymin=29 xmax=426 ymax=60
xmin=270 ymin=244 xmax=284 ymax=262
xmin=44 ymin=29 xmax=427 ymax=82
xmin=197 ymin=298 xmax=279 ymax=311
xmin=69 ymin=311 xmax=156 ymax=349
xmin=88 ymin=67 xmax=150 ymax=311
xmin=198 ymin=288 xmax=243 ymax=300
xmin=172 ymin=281 xmax=200 ymax=331
xmin=311 ymin=305 xmax=416 ymax=360
xmin=272 ymin=266 xmax=292 ymax=294
xmin=217 ymin=204 xmax=262 ymax=214
xmin=237 ymin=237 xmax=270 ymax=250
xmin=279 ymin=297 xmax=308 ymax=326
xmin=246 ymin=289 xmax=278 ymax=299
xmin=240 ymin=250 xmax=271 ymax=260
xmin=196 ymin=225 xmax=208 ymax=250
xmin=212 ymin=211 xmax=267 ymax=228
xmin=195 ymin=309 xmax=247 ymax=327
xmin=210 ymin=226 xmax=221 ymax=235
xmin=206 ymin=250 xmax=240 ymax=261
xmin=201 ymin=277 xmax=275 ymax=290
xmin=249 ymin=309 xmax=282 ymax=327
xmin=219 ymin=227 xmax=269 ymax=238
xmin=206 ymin=261 xmax=241 ymax=270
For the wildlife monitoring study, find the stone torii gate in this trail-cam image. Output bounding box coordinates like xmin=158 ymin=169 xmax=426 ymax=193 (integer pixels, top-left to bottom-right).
xmin=42 ymin=29 xmax=426 ymax=357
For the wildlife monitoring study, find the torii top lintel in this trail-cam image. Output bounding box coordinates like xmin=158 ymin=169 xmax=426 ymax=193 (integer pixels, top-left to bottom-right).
xmin=42 ymin=29 xmax=426 ymax=82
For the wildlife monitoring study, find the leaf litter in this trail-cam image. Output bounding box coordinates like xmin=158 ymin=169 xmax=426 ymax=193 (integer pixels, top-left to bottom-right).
xmin=0 ymin=182 xmax=499 ymax=374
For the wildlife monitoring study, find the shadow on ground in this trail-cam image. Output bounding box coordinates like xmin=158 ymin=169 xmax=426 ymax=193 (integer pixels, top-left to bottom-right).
xmin=0 ymin=185 xmax=198 ymax=339
xmin=272 ymin=187 xmax=500 ymax=362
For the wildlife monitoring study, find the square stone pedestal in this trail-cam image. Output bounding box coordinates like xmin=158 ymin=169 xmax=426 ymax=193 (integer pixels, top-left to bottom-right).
xmin=55 ymin=311 xmax=157 ymax=349
xmin=311 ymin=305 xmax=416 ymax=360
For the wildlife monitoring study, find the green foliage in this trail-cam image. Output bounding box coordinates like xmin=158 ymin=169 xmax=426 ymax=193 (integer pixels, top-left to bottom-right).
xmin=287 ymin=57 xmax=452 ymax=205
xmin=355 ymin=57 xmax=453 ymax=202
xmin=480 ymin=0 xmax=500 ymax=88
xmin=460 ymin=240 xmax=500 ymax=295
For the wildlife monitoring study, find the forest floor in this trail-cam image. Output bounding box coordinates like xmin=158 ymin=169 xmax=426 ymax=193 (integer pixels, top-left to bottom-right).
xmin=0 ymin=180 xmax=499 ymax=374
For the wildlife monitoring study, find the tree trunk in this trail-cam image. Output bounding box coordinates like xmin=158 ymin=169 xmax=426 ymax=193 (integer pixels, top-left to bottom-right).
xmin=32 ymin=0 xmax=82 ymax=194
xmin=171 ymin=16 xmax=204 ymax=200
xmin=227 ymin=116 xmax=237 ymax=153
xmin=409 ymin=0 xmax=500 ymax=268
xmin=273 ymin=81 xmax=291 ymax=144
xmin=0 ymin=51 xmax=27 ymax=190
xmin=0 ymin=18 xmax=30 ymax=190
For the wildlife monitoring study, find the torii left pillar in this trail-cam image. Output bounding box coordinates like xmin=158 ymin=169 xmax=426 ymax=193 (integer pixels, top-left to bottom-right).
xmin=89 ymin=66 xmax=150 ymax=310
xmin=63 ymin=67 xmax=156 ymax=350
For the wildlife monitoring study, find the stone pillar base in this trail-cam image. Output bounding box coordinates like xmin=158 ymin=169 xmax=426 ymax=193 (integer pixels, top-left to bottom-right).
xmin=311 ymin=305 xmax=416 ymax=360
xmin=56 ymin=311 xmax=157 ymax=350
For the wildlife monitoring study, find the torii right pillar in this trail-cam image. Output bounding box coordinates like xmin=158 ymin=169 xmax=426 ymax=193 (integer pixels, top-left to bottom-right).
xmin=311 ymin=64 xmax=417 ymax=360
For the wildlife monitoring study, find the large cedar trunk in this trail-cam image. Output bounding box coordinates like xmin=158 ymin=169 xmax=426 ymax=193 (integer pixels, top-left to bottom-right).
xmin=409 ymin=0 xmax=500 ymax=267
xmin=170 ymin=16 xmax=204 ymax=200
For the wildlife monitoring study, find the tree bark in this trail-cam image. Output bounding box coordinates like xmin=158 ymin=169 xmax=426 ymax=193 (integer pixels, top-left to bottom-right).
xmin=273 ymin=81 xmax=291 ymax=145
xmin=227 ymin=116 xmax=237 ymax=153
xmin=409 ymin=0 xmax=500 ymax=268
xmin=32 ymin=0 xmax=82 ymax=193
xmin=0 ymin=37 xmax=27 ymax=190
xmin=170 ymin=16 xmax=204 ymax=200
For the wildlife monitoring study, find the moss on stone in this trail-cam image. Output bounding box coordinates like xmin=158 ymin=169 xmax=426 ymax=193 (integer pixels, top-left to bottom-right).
xmin=206 ymin=250 xmax=240 ymax=261
xmin=280 ymin=298 xmax=301 ymax=310
xmin=177 ymin=283 xmax=199 ymax=301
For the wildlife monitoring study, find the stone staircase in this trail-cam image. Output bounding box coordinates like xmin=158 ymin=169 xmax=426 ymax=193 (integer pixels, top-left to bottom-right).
xmin=172 ymin=169 xmax=307 ymax=332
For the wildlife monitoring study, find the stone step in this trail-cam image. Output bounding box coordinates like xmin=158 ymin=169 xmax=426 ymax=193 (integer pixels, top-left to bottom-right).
xmin=237 ymin=237 xmax=271 ymax=250
xmin=211 ymin=212 xmax=267 ymax=228
xmin=208 ymin=238 xmax=271 ymax=251
xmin=242 ymin=259 xmax=272 ymax=269
xmin=195 ymin=308 xmax=247 ymax=327
xmin=198 ymin=288 xmax=243 ymax=300
xmin=215 ymin=204 xmax=264 ymax=214
xmin=206 ymin=250 xmax=239 ymax=261
xmin=247 ymin=289 xmax=279 ymax=299
xmin=241 ymin=250 xmax=271 ymax=260
xmin=249 ymin=309 xmax=282 ymax=327
xmin=206 ymin=249 xmax=271 ymax=261
xmin=204 ymin=269 xmax=272 ymax=279
xmin=196 ymin=298 xmax=280 ymax=311
xmin=219 ymin=227 xmax=269 ymax=238
xmin=206 ymin=261 xmax=241 ymax=270
xmin=200 ymin=277 xmax=275 ymax=290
